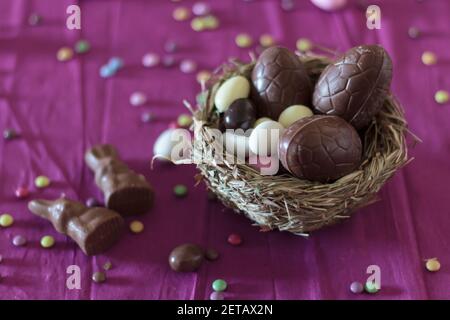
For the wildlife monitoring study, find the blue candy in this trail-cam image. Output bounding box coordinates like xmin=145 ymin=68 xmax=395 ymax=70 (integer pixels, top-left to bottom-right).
xmin=99 ymin=65 xmax=116 ymax=78
xmin=108 ymin=57 xmax=124 ymax=70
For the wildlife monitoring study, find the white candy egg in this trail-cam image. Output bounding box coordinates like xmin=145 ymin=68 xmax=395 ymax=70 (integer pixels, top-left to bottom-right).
xmin=249 ymin=120 xmax=285 ymax=156
xmin=254 ymin=117 xmax=272 ymax=128
xmin=153 ymin=129 xmax=178 ymax=161
xmin=278 ymin=105 xmax=313 ymax=128
xmin=310 ymin=0 xmax=347 ymax=11
xmin=214 ymin=75 xmax=250 ymax=113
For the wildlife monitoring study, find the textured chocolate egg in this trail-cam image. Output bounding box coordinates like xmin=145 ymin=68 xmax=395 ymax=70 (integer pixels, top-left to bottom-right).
xmin=223 ymin=98 xmax=256 ymax=130
xmin=312 ymin=45 xmax=393 ymax=130
xmin=279 ymin=115 xmax=362 ymax=182
xmin=251 ymin=46 xmax=312 ymax=120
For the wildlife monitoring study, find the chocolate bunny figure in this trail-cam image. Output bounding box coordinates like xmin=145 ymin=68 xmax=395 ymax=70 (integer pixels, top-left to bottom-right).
xmin=28 ymin=198 xmax=124 ymax=256
xmin=85 ymin=144 xmax=154 ymax=216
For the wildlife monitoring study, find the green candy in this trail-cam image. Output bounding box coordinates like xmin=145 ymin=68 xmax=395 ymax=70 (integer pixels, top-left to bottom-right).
xmin=173 ymin=184 xmax=188 ymax=198
xmin=364 ymin=281 xmax=380 ymax=294
xmin=75 ymin=40 xmax=90 ymax=54
xmin=212 ymin=279 xmax=227 ymax=292
xmin=35 ymin=175 xmax=50 ymax=188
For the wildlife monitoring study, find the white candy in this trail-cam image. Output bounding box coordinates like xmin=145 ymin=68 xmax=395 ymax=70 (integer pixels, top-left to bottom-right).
xmin=278 ymin=105 xmax=313 ymax=128
xmin=153 ymin=129 xmax=177 ymax=161
xmin=130 ymin=92 xmax=147 ymax=106
xmin=254 ymin=117 xmax=272 ymax=128
xmin=249 ymin=120 xmax=284 ymax=156
xmin=214 ymin=75 xmax=250 ymax=113
xmin=310 ymin=0 xmax=347 ymax=11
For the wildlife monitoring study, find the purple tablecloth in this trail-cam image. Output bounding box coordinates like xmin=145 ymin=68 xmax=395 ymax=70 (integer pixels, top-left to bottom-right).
xmin=0 ymin=0 xmax=449 ymax=300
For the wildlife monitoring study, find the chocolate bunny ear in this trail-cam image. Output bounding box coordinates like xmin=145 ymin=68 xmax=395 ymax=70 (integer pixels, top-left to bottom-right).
xmin=28 ymin=199 xmax=53 ymax=218
xmin=85 ymin=144 xmax=118 ymax=170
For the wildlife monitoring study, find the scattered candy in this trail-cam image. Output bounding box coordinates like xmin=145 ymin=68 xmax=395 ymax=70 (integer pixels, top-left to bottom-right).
xmin=3 ymin=128 xmax=18 ymax=140
xmin=210 ymin=291 xmax=225 ymax=300
xmin=227 ymin=233 xmax=242 ymax=246
xmin=129 ymin=92 xmax=147 ymax=106
xmin=162 ymin=55 xmax=176 ymax=67
xmin=85 ymin=197 xmax=100 ymax=207
xmin=435 ymin=90 xmax=449 ymax=104
xmin=173 ymin=184 xmax=188 ymax=198
xmin=173 ymin=7 xmax=191 ymax=21
xmin=130 ymin=220 xmax=144 ymax=234
xmin=212 ymin=279 xmax=227 ymax=292
xmin=192 ymin=2 xmax=211 ymax=16
xmin=28 ymin=13 xmax=41 ymax=26
xmin=196 ymin=70 xmax=211 ymax=84
xmin=191 ymin=17 xmax=206 ymax=31
xmin=311 ymin=0 xmax=348 ymax=11
xmin=177 ymin=114 xmax=193 ymax=128
xmin=180 ymin=59 xmax=197 ymax=74
xmin=281 ymin=0 xmax=295 ymax=11
xmin=99 ymin=65 xmax=116 ymax=78
xmin=75 ymin=40 xmax=90 ymax=54
xmin=108 ymin=57 xmax=124 ymax=70
xmin=205 ymin=248 xmax=219 ymax=261
xmin=235 ymin=33 xmax=253 ymax=48
xmin=35 ymin=175 xmax=51 ymax=188
xmin=142 ymin=53 xmax=160 ymax=68
xmin=425 ymin=258 xmax=441 ymax=272
xmin=56 ymin=47 xmax=74 ymax=62
xmin=12 ymin=235 xmax=27 ymax=247
xmin=92 ymin=271 xmax=106 ymax=283
xmin=0 ymin=214 xmax=14 ymax=227
xmin=350 ymin=281 xmax=364 ymax=294
xmin=207 ymin=190 xmax=217 ymax=202
xmin=421 ymin=51 xmax=437 ymax=66
xmin=364 ymin=281 xmax=379 ymax=294
xmin=296 ymin=38 xmax=313 ymax=52
xmin=141 ymin=112 xmax=154 ymax=123
xmin=259 ymin=34 xmax=275 ymax=47
xmin=202 ymin=15 xmax=219 ymax=29
xmin=40 ymin=235 xmax=55 ymax=248
xmin=164 ymin=41 xmax=178 ymax=53
xmin=408 ymin=26 xmax=420 ymax=39
xmin=103 ymin=261 xmax=112 ymax=271
xmin=15 ymin=187 xmax=29 ymax=199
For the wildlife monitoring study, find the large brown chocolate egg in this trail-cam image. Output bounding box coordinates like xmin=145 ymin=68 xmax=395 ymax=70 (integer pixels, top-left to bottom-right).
xmin=312 ymin=45 xmax=393 ymax=130
xmin=279 ymin=115 xmax=362 ymax=183
xmin=251 ymin=46 xmax=312 ymax=120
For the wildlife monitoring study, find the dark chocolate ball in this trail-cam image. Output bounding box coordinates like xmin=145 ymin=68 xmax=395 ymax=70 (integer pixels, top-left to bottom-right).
xmin=279 ymin=115 xmax=362 ymax=183
xmin=168 ymin=243 xmax=204 ymax=272
xmin=223 ymin=98 xmax=256 ymax=130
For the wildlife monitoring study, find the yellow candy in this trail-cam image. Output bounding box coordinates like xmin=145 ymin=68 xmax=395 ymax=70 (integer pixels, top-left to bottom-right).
xmin=173 ymin=7 xmax=190 ymax=21
xmin=40 ymin=235 xmax=55 ymax=248
xmin=177 ymin=114 xmax=193 ymax=128
xmin=296 ymin=38 xmax=313 ymax=52
xmin=0 ymin=213 xmax=14 ymax=227
xmin=202 ymin=15 xmax=219 ymax=30
xmin=57 ymin=47 xmax=74 ymax=62
xmin=235 ymin=33 xmax=253 ymax=48
xmin=130 ymin=220 xmax=144 ymax=234
xmin=35 ymin=175 xmax=51 ymax=188
xmin=196 ymin=70 xmax=211 ymax=84
xmin=259 ymin=34 xmax=275 ymax=47
xmin=191 ymin=17 xmax=206 ymax=31
xmin=425 ymin=258 xmax=441 ymax=272
xmin=435 ymin=90 xmax=449 ymax=104
xmin=421 ymin=51 xmax=437 ymax=66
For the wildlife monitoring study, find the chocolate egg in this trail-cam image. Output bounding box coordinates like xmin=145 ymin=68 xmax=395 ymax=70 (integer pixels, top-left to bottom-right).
xmin=252 ymin=46 xmax=312 ymax=120
xmin=169 ymin=243 xmax=204 ymax=272
xmin=312 ymin=45 xmax=393 ymax=130
xmin=223 ymin=98 xmax=256 ymax=130
xmin=279 ymin=115 xmax=362 ymax=182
